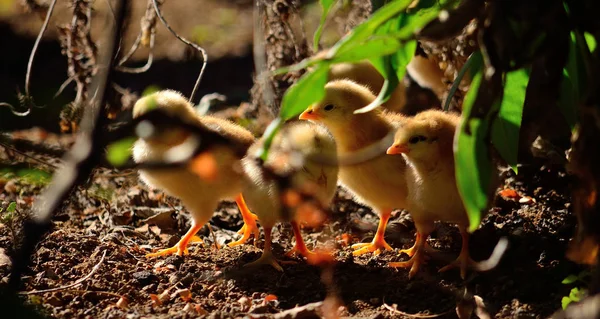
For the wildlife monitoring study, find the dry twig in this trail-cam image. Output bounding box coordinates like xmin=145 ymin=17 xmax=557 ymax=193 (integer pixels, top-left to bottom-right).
xmin=151 ymin=0 xmax=207 ymax=104
xmin=20 ymin=250 xmax=108 ymax=295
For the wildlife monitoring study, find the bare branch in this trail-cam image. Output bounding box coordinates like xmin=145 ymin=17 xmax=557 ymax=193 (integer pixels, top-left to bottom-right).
xmin=9 ymin=0 xmax=129 ymax=292
xmin=26 ymin=0 xmax=57 ymax=98
xmin=151 ymin=0 xmax=207 ymax=104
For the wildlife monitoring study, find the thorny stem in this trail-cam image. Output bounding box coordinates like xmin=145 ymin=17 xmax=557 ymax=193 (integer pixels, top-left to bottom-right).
xmin=151 ymin=0 xmax=207 ymax=104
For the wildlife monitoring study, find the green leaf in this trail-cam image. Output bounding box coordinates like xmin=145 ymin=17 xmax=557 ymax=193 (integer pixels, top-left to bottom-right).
xmin=331 ymin=36 xmax=403 ymax=64
xmin=142 ymin=85 xmax=161 ymax=97
xmin=562 ymin=274 xmax=579 ymax=285
xmin=257 ymin=118 xmax=283 ymax=161
xmin=455 ymin=56 xmax=492 ymax=232
xmin=569 ymin=287 xmax=582 ymax=302
xmin=313 ymin=0 xmax=337 ymax=51
xmin=444 ymin=51 xmax=478 ymax=111
xmin=106 ymin=137 xmax=136 ymax=167
xmin=491 ymin=68 xmax=529 ymax=174
xmin=6 ymin=202 xmax=16 ymax=213
xmin=329 ymin=0 xmax=414 ymax=57
xmin=585 ymin=32 xmax=596 ymax=52
xmin=260 ymin=64 xmax=330 ymax=161
xmin=561 ymin=296 xmax=572 ymax=310
xmin=279 ymin=64 xmax=330 ymax=120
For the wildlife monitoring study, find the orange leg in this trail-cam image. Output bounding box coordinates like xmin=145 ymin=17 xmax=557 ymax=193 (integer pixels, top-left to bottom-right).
xmin=389 ymin=232 xmax=430 ymax=279
xmin=439 ymin=227 xmax=475 ymax=279
xmin=351 ymin=209 xmax=394 ymax=256
xmin=399 ymin=232 xmax=438 ymax=257
xmin=146 ymin=223 xmax=203 ymax=258
xmin=244 ymin=226 xmax=283 ymax=271
xmin=229 ymin=194 xmax=260 ymax=247
xmin=285 ymin=221 xmax=315 ymax=258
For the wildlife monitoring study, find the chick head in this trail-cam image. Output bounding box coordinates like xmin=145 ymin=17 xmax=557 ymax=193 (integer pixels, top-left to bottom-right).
xmin=132 ymin=90 xmax=197 ymax=147
xmin=299 ymin=80 xmax=376 ymax=128
xmin=387 ymin=110 xmax=459 ymax=162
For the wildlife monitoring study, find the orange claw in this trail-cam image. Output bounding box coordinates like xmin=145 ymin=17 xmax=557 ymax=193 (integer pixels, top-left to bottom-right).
xmin=285 ymin=221 xmax=315 ymax=258
xmin=438 ymin=228 xmax=475 ymax=279
xmin=229 ymin=194 xmax=260 ymax=247
xmin=351 ymin=209 xmax=394 ymax=256
xmin=146 ymin=223 xmax=203 ymax=258
xmin=389 ymin=231 xmax=430 ymax=279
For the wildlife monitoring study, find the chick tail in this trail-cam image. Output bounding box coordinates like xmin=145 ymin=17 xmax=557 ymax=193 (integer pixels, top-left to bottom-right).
xmin=351 ymin=209 xmax=394 ymax=256
xmin=146 ymin=223 xmax=204 ymax=258
xmin=229 ymin=194 xmax=260 ymax=247
xmin=244 ymin=226 xmax=283 ymax=272
xmin=438 ymin=227 xmax=475 ymax=279
xmin=285 ymin=221 xmax=315 ymax=258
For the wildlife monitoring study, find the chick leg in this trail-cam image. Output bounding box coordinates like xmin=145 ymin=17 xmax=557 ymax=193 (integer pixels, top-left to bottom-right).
xmin=388 ymin=232 xmax=430 ymax=279
xmin=229 ymin=194 xmax=260 ymax=247
xmin=285 ymin=221 xmax=315 ymax=258
xmin=438 ymin=227 xmax=475 ymax=279
xmin=244 ymin=226 xmax=284 ymax=271
xmin=351 ymin=209 xmax=394 ymax=256
xmin=146 ymin=223 xmax=203 ymax=258
xmin=399 ymin=233 xmax=439 ymax=257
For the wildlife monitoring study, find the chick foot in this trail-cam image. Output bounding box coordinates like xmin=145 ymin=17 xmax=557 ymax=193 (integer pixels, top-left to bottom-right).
xmin=244 ymin=226 xmax=286 ymax=271
xmin=399 ymin=232 xmax=437 ymax=257
xmin=229 ymin=194 xmax=260 ymax=247
xmin=352 ymin=210 xmax=393 ymax=256
xmin=438 ymin=228 xmax=474 ymax=279
xmin=285 ymin=221 xmax=315 ymax=259
xmin=388 ymin=248 xmax=428 ymax=279
xmin=146 ymin=224 xmax=203 ymax=258
xmin=389 ymin=231 xmax=430 ymax=278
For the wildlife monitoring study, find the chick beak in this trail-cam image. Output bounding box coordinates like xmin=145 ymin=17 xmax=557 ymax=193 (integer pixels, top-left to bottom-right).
xmin=299 ymin=108 xmax=320 ymax=121
xmin=386 ymin=144 xmax=409 ymax=155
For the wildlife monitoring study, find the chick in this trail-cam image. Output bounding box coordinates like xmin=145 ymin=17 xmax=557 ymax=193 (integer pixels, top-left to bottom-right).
xmin=299 ymin=79 xmax=409 ymax=256
xmin=327 ymin=61 xmax=407 ymax=113
xmin=132 ymin=90 xmax=258 ymax=257
xmin=386 ymin=109 xmax=473 ymax=278
xmin=241 ymin=121 xmax=338 ymax=270
xmin=406 ymin=55 xmax=447 ymax=100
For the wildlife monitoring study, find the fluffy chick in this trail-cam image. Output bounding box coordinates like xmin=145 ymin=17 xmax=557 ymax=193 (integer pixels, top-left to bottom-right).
xmin=386 ymin=109 xmax=473 ymax=278
xmin=241 ymin=121 xmax=338 ymax=270
xmin=406 ymin=55 xmax=447 ymax=100
xmin=132 ymin=90 xmax=258 ymax=257
xmin=299 ymin=79 xmax=409 ymax=256
xmin=327 ymin=60 xmax=407 ymax=113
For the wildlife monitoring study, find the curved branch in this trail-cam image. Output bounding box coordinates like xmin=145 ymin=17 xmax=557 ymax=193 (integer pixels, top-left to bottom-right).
xmin=151 ymin=0 xmax=207 ymax=104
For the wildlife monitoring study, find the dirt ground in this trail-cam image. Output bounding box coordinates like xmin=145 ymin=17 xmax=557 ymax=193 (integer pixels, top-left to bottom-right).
xmin=0 ymin=131 xmax=582 ymax=318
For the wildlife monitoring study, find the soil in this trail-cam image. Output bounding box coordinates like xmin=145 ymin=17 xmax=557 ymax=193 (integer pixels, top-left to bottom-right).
xmin=0 ymin=132 xmax=582 ymax=318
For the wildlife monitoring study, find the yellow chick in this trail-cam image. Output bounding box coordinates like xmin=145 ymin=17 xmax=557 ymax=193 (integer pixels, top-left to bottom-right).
xmin=240 ymin=121 xmax=338 ymax=270
xmin=386 ymin=109 xmax=473 ymax=279
xmin=132 ymin=90 xmax=259 ymax=257
xmin=406 ymin=55 xmax=447 ymax=100
xmin=299 ymin=79 xmax=409 ymax=256
xmin=327 ymin=61 xmax=407 ymax=113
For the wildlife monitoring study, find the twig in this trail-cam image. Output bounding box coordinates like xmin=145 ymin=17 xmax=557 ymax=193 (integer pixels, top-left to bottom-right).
xmin=0 ymin=142 xmax=58 ymax=169
xmin=20 ymin=250 xmax=107 ymax=295
xmin=472 ymin=236 xmax=509 ymax=272
xmin=54 ymin=77 xmax=74 ymax=98
xmin=116 ymin=0 xmax=158 ymax=73
xmin=151 ymin=0 xmax=207 ymax=104
xmin=383 ymin=302 xmax=453 ymax=318
xmin=115 ymin=31 xmax=155 ymax=73
xmin=26 ymin=0 xmax=57 ymax=98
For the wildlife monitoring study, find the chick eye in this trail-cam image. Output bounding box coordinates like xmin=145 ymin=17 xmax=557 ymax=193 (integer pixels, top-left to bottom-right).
xmin=409 ymin=135 xmax=427 ymax=144
xmin=323 ymin=104 xmax=335 ymax=111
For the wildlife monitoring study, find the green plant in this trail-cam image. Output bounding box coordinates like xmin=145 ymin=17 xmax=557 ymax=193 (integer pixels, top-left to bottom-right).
xmin=561 ymin=271 xmax=591 ymax=309
xmin=256 ymin=0 xmax=597 ymax=233
xmin=0 ymin=201 xmax=17 ymax=224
